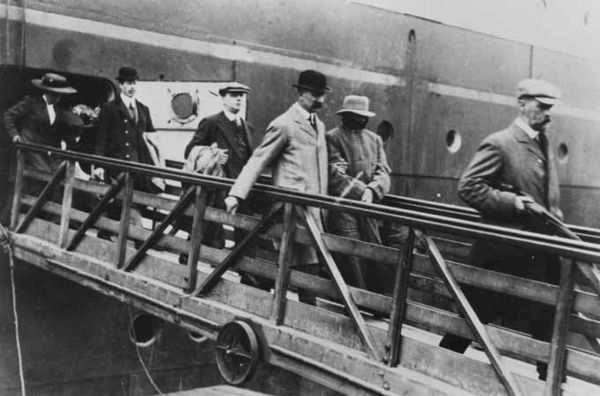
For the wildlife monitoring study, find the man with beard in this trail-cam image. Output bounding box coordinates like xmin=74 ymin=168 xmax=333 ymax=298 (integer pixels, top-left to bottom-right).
xmin=224 ymin=69 xmax=330 ymax=304
xmin=326 ymin=95 xmax=391 ymax=294
xmin=438 ymin=78 xmax=563 ymax=380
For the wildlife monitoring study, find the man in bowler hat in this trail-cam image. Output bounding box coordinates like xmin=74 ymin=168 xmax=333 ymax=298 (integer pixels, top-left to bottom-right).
xmin=224 ymin=69 xmax=331 ymax=304
xmin=93 ymin=67 xmax=158 ymax=228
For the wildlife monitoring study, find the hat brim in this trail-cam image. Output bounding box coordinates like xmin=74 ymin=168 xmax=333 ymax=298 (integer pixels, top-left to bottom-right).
xmin=336 ymin=109 xmax=376 ymax=117
xmin=218 ymin=89 xmax=250 ymax=96
xmin=535 ymin=96 xmax=561 ymax=106
xmin=292 ymin=84 xmax=332 ymax=94
xmin=32 ymin=80 xmax=77 ymax=94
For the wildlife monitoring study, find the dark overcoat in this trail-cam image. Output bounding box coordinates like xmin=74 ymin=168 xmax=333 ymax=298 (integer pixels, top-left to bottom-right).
xmin=184 ymin=111 xmax=254 ymax=179
xmin=95 ymin=97 xmax=156 ymax=191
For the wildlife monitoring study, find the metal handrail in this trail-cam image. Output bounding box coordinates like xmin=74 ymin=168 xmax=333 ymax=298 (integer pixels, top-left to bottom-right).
xmin=14 ymin=142 xmax=600 ymax=263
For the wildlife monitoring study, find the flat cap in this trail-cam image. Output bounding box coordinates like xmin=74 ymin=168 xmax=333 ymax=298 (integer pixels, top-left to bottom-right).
xmin=516 ymin=78 xmax=561 ymax=105
xmin=215 ymin=82 xmax=250 ymax=96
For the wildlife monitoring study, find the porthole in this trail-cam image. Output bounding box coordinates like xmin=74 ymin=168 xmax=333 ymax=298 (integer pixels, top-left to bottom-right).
xmin=445 ymin=129 xmax=462 ymax=154
xmin=557 ymin=143 xmax=569 ymax=163
xmin=129 ymin=312 xmax=159 ymax=347
xmin=376 ymin=120 xmax=394 ymax=143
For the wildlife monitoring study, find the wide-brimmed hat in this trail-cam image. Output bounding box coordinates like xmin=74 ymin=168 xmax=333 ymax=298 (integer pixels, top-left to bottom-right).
xmin=31 ymin=73 xmax=77 ymax=94
xmin=210 ymin=81 xmax=251 ymax=96
xmin=116 ymin=67 xmax=139 ymax=82
xmin=292 ymin=70 xmax=331 ymax=95
xmin=517 ymin=78 xmax=561 ymax=105
xmin=55 ymin=111 xmax=84 ymax=138
xmin=336 ymin=95 xmax=375 ymax=117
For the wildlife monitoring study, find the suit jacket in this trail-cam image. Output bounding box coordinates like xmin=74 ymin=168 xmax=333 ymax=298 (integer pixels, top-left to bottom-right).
xmin=229 ymin=104 xmax=328 ymax=264
xmin=458 ymin=120 xmax=561 ymax=231
xmin=184 ymin=111 xmax=254 ymax=179
xmin=4 ymin=95 xmax=66 ymax=173
xmin=95 ymin=97 xmax=156 ymax=190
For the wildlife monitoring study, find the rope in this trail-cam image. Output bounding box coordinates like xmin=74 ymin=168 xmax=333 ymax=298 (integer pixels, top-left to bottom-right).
xmin=127 ymin=306 xmax=163 ymax=395
xmin=0 ymin=223 xmax=26 ymax=396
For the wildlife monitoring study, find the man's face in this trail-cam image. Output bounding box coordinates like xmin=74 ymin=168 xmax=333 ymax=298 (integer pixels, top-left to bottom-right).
xmin=298 ymin=90 xmax=326 ymax=112
xmin=520 ymin=98 xmax=553 ymax=132
xmin=222 ymin=92 xmax=244 ymax=114
xmin=44 ymin=92 xmax=62 ymax=105
xmin=120 ymin=80 xmax=137 ymax=98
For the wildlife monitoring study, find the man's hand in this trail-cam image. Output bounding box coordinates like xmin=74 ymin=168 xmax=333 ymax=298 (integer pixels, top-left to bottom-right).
xmin=92 ymin=167 xmax=105 ymax=182
xmin=332 ymin=160 xmax=348 ymax=175
xmin=218 ymin=150 xmax=229 ymax=166
xmin=224 ymin=195 xmax=239 ymax=214
xmin=361 ymin=188 xmax=374 ymax=204
xmin=514 ymin=195 xmax=535 ymax=212
xmin=11 ymin=135 xmax=21 ymax=143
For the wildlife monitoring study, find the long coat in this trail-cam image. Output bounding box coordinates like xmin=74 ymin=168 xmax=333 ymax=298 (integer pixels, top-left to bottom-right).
xmin=4 ymin=95 xmax=66 ymax=173
xmin=456 ymin=119 xmax=561 ymax=340
xmin=95 ymin=97 xmax=157 ymax=191
xmin=184 ymin=111 xmax=254 ymax=179
xmin=326 ymin=126 xmax=392 ymax=292
xmin=229 ymin=104 xmax=328 ymax=263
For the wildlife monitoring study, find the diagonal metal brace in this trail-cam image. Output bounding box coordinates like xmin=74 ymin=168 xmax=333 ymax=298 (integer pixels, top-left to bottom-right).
xmin=123 ymin=186 xmax=196 ymax=272
xmin=296 ymin=206 xmax=382 ymax=361
xmin=194 ymin=202 xmax=284 ymax=296
xmin=16 ymin=161 xmax=68 ymax=233
xmin=425 ymin=235 xmax=523 ymax=396
xmin=67 ymin=173 xmax=126 ymax=251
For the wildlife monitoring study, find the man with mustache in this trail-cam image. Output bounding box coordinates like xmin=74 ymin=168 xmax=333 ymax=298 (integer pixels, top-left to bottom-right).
xmin=439 ymin=78 xmax=563 ymax=381
xmin=225 ymin=69 xmax=330 ymax=304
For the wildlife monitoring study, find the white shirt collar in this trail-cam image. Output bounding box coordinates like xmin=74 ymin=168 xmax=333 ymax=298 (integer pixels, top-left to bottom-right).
xmin=120 ymin=93 xmax=136 ymax=108
xmin=42 ymin=95 xmax=56 ymax=124
xmin=223 ymin=109 xmax=241 ymax=123
xmin=515 ymin=117 xmax=539 ymax=140
xmin=293 ymin=102 xmax=312 ymax=121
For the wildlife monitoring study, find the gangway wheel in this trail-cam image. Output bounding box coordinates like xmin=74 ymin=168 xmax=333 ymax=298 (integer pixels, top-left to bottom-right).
xmin=215 ymin=320 xmax=260 ymax=385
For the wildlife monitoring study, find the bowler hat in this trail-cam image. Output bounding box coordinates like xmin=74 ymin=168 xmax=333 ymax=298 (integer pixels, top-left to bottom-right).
xmin=213 ymin=81 xmax=251 ymax=96
xmin=31 ymin=73 xmax=77 ymax=94
xmin=293 ymin=70 xmax=331 ymax=94
xmin=336 ymin=95 xmax=375 ymax=117
xmin=116 ymin=67 xmax=139 ymax=82
xmin=517 ymin=78 xmax=561 ymax=105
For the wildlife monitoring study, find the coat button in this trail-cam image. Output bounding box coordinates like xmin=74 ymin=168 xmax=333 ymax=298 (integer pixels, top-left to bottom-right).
xmin=124 ymin=130 xmax=129 ymax=134
xmin=125 ymin=154 xmax=131 ymax=159
xmin=124 ymin=119 xmax=128 ymax=123
xmin=125 ymin=142 xmax=130 ymax=147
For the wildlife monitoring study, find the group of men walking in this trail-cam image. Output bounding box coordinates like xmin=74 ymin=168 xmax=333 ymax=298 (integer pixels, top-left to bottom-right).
xmin=4 ymin=65 xmax=566 ymax=380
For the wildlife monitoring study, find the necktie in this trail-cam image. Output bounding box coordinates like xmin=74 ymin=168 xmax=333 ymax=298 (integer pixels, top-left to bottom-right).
xmin=309 ymin=113 xmax=317 ymax=131
xmin=537 ymin=133 xmax=548 ymax=159
xmin=129 ymin=103 xmax=137 ymax=123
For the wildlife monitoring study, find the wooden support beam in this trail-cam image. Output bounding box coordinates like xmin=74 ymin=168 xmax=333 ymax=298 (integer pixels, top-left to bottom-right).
xmin=296 ymin=206 xmax=382 ymax=362
xmin=123 ymin=186 xmax=196 ymax=272
xmin=66 ymin=173 xmax=126 ymax=251
xmin=58 ymin=161 xmax=75 ymax=248
xmin=270 ymin=203 xmax=296 ymax=325
xmin=194 ymin=202 xmax=284 ymax=296
xmin=16 ymin=161 xmax=67 ymax=233
xmin=10 ymin=150 xmax=25 ymax=230
xmin=425 ymin=235 xmax=523 ymax=396
xmin=544 ymin=259 xmax=576 ymax=396
xmin=184 ymin=187 xmax=208 ymax=293
xmin=387 ymin=227 xmax=415 ymax=366
xmin=117 ymin=173 xmax=135 ymax=268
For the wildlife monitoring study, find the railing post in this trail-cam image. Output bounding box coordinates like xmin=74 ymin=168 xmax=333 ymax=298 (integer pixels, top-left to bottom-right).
xmin=10 ymin=149 xmax=25 ymax=230
xmin=58 ymin=161 xmax=75 ymax=248
xmin=270 ymin=202 xmax=296 ymax=325
xmin=117 ymin=172 xmax=134 ymax=268
xmin=386 ymin=226 xmax=415 ymax=366
xmin=544 ymin=259 xmax=576 ymax=396
xmin=184 ymin=186 xmax=208 ymax=293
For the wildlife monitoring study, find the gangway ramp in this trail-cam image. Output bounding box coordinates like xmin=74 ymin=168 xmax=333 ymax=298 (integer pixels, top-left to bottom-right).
xmin=6 ymin=142 xmax=600 ymax=395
